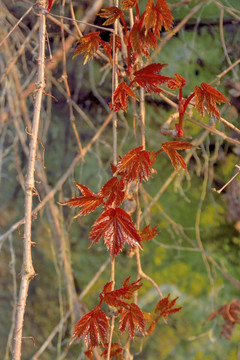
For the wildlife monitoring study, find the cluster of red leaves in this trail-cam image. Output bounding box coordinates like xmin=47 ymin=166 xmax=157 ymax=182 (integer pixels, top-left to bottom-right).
xmin=167 ymin=73 xmax=186 ymax=90
xmin=207 ymin=299 xmax=240 ymax=340
xmin=194 ymin=82 xmax=229 ymax=119
xmin=129 ymin=18 xmax=158 ymax=58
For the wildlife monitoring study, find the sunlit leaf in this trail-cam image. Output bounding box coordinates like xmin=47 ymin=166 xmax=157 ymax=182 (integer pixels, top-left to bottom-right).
xmin=59 ymin=182 xmax=104 ymax=217
xmin=73 ymin=32 xmax=101 ymax=64
xmin=194 ymin=82 xmax=229 ymax=118
xmin=143 ymin=0 xmax=173 ymax=38
xmin=72 ymin=306 xmax=109 ymax=348
xmin=110 ymin=81 xmax=138 ymax=112
xmin=167 ymin=73 xmax=186 ymax=89
xmin=129 ymin=19 xmax=157 ymax=58
xmin=121 ymin=0 xmax=138 ymax=10
xmin=99 ymin=177 xmax=126 ymax=208
xmin=89 ymin=208 xmax=142 ymax=258
xmin=119 ymin=303 xmax=145 ymax=338
xmin=98 ymin=7 xmax=123 ymax=26
xmin=139 ymin=224 xmax=158 ymax=242
xmin=161 ymin=141 xmax=196 ymax=172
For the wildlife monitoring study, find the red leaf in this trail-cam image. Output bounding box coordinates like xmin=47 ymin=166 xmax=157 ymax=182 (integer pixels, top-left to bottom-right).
xmin=99 ymin=177 xmax=126 ymax=208
xmin=110 ymin=81 xmax=138 ymax=112
xmin=132 ymin=63 xmax=171 ymax=94
xmin=110 ymin=33 xmax=122 ymax=51
xmin=115 ymin=146 xmax=155 ymax=183
xmin=194 ymin=82 xmax=229 ymax=118
xmin=98 ymin=7 xmax=123 ymax=26
xmin=155 ymin=294 xmax=182 ymax=320
xmin=161 ymin=141 xmax=196 ymax=172
xmin=129 ymin=19 xmax=157 ymax=58
xmin=119 ymin=303 xmax=145 ymax=338
xmin=101 ymin=343 xmax=124 ymax=360
xmin=143 ymin=0 xmax=173 ymax=38
xmin=207 ymin=299 xmax=240 ymax=340
xmin=121 ymin=276 xmax=143 ymax=299
xmin=73 ymin=32 xmax=101 ymax=64
xmin=139 ymin=224 xmax=158 ymax=242
xmin=59 ymin=182 xmax=104 ymax=217
xmin=72 ymin=306 xmax=109 ymax=348
xmin=101 ymin=41 xmax=113 ymax=65
xmin=121 ymin=0 xmax=138 ymax=10
xmin=167 ymin=73 xmax=186 ymax=89
xmin=47 ymin=0 xmax=53 ymax=12
xmin=89 ymin=208 xmax=142 ymax=258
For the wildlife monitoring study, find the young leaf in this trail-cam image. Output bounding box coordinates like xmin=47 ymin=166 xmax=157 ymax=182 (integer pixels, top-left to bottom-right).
xmin=72 ymin=306 xmax=109 ymax=348
xmin=194 ymin=82 xmax=229 ymax=118
xmin=161 ymin=141 xmax=196 ymax=172
xmin=129 ymin=19 xmax=157 ymax=58
xmin=110 ymin=33 xmax=122 ymax=51
xmin=167 ymin=73 xmax=186 ymax=89
xmin=101 ymin=343 xmax=124 ymax=360
xmin=73 ymin=32 xmax=101 ymax=64
xmin=114 ymin=146 xmax=156 ymax=183
xmin=121 ymin=276 xmax=143 ymax=299
xmin=59 ymin=182 xmax=104 ymax=217
xmin=119 ymin=303 xmax=145 ymax=338
xmin=110 ymin=81 xmax=138 ymax=112
xmin=155 ymin=294 xmax=182 ymax=320
xmin=121 ymin=0 xmax=138 ymax=10
xmin=139 ymin=224 xmax=158 ymax=242
xmin=98 ymin=7 xmax=123 ymax=26
xmin=100 ymin=281 xmax=129 ymax=308
xmin=143 ymin=0 xmax=173 ymax=38
xmin=89 ymin=208 xmax=142 ymax=258
xmin=132 ymin=63 xmax=171 ymax=94
xmin=99 ymin=177 xmax=125 ymax=208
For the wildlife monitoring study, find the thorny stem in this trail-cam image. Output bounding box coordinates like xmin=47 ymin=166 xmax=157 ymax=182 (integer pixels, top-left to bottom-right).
xmin=12 ymin=1 xmax=46 ymax=359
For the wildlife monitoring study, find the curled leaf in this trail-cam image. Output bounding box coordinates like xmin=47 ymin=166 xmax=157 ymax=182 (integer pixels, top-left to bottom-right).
xmin=161 ymin=141 xmax=196 ymax=172
xmin=110 ymin=81 xmax=138 ymax=112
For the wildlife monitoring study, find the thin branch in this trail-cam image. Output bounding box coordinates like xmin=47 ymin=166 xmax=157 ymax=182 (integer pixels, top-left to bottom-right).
xmin=12 ymin=1 xmax=46 ymax=359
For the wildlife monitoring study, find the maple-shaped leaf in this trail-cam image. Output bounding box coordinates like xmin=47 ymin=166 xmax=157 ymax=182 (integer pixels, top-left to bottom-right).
xmin=101 ymin=342 xmax=124 ymax=360
xmin=114 ymin=146 xmax=156 ymax=183
xmin=59 ymin=182 xmax=104 ymax=217
xmin=99 ymin=177 xmax=125 ymax=208
xmin=155 ymin=294 xmax=182 ymax=320
xmin=47 ymin=0 xmax=53 ymax=12
xmin=167 ymin=73 xmax=186 ymax=89
xmin=72 ymin=306 xmax=109 ymax=348
xmin=121 ymin=276 xmax=143 ymax=299
xmin=89 ymin=208 xmax=142 ymax=258
xmin=132 ymin=63 xmax=171 ymax=94
xmin=143 ymin=0 xmax=173 ymax=38
xmin=207 ymin=299 xmax=240 ymax=340
xmin=161 ymin=141 xmax=196 ymax=172
xmin=139 ymin=224 xmax=158 ymax=242
xmin=98 ymin=7 xmax=123 ymax=26
xmin=129 ymin=19 xmax=157 ymax=58
xmin=194 ymin=82 xmax=229 ymax=118
xmin=100 ymin=281 xmax=129 ymax=308
xmin=73 ymin=32 xmax=101 ymax=64
xmin=110 ymin=81 xmax=138 ymax=112
xmin=121 ymin=0 xmax=138 ymax=10
xmin=119 ymin=303 xmax=145 ymax=338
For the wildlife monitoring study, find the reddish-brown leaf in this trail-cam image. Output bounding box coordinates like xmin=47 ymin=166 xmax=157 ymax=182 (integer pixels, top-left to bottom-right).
xmin=155 ymin=294 xmax=182 ymax=320
xmin=119 ymin=303 xmax=145 ymax=338
xmin=129 ymin=19 xmax=157 ymax=58
xmin=194 ymin=82 xmax=229 ymax=118
xmin=73 ymin=32 xmax=101 ymax=64
xmin=84 ymin=350 xmax=93 ymax=360
xmin=114 ymin=146 xmax=156 ymax=183
xmin=143 ymin=0 xmax=173 ymax=38
xmin=101 ymin=41 xmax=113 ymax=65
xmin=139 ymin=224 xmax=158 ymax=242
xmin=133 ymin=63 xmax=171 ymax=94
xmin=121 ymin=276 xmax=143 ymax=299
xmin=161 ymin=141 xmax=196 ymax=172
xmin=121 ymin=0 xmax=138 ymax=10
xmin=100 ymin=281 xmax=129 ymax=308
xmin=72 ymin=306 xmax=109 ymax=348
xmin=99 ymin=177 xmax=125 ymax=208
xmin=98 ymin=7 xmax=123 ymax=26
xmin=59 ymin=182 xmax=104 ymax=217
xmin=167 ymin=73 xmax=186 ymax=89
xmin=110 ymin=33 xmax=122 ymax=51
xmin=89 ymin=208 xmax=142 ymax=258
xmin=110 ymin=81 xmax=138 ymax=112
xmin=207 ymin=299 xmax=240 ymax=340
xmin=101 ymin=343 xmax=124 ymax=360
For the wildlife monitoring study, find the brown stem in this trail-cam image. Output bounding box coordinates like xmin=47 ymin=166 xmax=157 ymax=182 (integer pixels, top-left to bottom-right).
xmin=12 ymin=2 xmax=46 ymax=359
